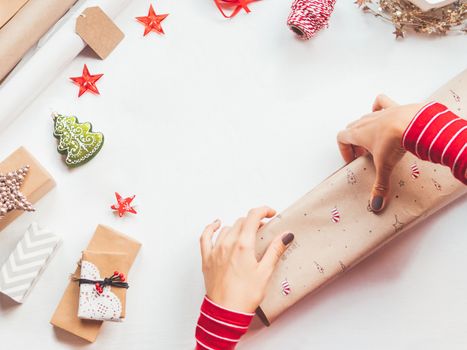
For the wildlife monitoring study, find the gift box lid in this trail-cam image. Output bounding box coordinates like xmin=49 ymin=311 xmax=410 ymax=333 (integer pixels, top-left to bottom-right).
xmin=406 ymin=0 xmax=458 ymax=12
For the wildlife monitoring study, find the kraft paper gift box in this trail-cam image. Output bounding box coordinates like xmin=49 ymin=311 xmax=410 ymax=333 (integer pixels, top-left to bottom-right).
xmin=0 ymin=147 xmax=56 ymax=232
xmin=77 ymin=250 xmax=130 ymax=322
xmin=50 ymin=225 xmax=141 ymax=342
xmin=255 ymin=69 xmax=467 ymax=325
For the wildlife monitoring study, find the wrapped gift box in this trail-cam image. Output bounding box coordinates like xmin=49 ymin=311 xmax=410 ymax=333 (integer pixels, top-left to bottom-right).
xmin=0 ymin=147 xmax=55 ymax=231
xmin=0 ymin=222 xmax=60 ymax=303
xmin=407 ymin=0 xmax=458 ymax=12
xmin=50 ymin=225 xmax=141 ymax=342
xmin=255 ymin=69 xmax=467 ymax=325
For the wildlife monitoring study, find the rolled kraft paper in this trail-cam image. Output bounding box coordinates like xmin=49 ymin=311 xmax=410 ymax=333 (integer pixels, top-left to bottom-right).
xmin=0 ymin=147 xmax=56 ymax=232
xmin=0 ymin=0 xmax=77 ymax=82
xmin=0 ymin=0 xmax=30 ymax=29
xmin=254 ymin=69 xmax=467 ymax=325
xmin=0 ymin=0 xmax=132 ymax=135
xmin=50 ymin=225 xmax=141 ymax=343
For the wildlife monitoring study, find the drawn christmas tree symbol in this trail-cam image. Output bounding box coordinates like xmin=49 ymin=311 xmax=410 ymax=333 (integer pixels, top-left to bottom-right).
xmin=346 ymin=169 xmax=357 ymax=185
xmin=450 ymin=89 xmax=460 ymax=102
xmin=53 ymin=113 xmax=104 ymax=167
xmin=313 ymin=261 xmax=324 ymax=274
xmin=392 ymin=215 xmax=404 ymax=233
xmin=432 ymin=178 xmax=442 ymax=191
xmin=339 ymin=260 xmax=346 ymax=272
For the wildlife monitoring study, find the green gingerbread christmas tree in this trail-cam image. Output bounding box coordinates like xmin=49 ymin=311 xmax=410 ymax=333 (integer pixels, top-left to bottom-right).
xmin=53 ymin=113 xmax=104 ymax=167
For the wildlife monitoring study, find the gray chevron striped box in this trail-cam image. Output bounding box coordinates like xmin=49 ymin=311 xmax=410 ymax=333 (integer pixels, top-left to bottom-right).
xmin=0 ymin=222 xmax=61 ymax=303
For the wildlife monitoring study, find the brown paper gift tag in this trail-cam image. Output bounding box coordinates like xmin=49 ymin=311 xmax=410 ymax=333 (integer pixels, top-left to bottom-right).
xmin=76 ymin=6 xmax=124 ymax=60
xmin=0 ymin=0 xmax=29 ymax=28
xmin=255 ymin=69 xmax=467 ymax=325
xmin=0 ymin=147 xmax=56 ymax=232
xmin=50 ymin=225 xmax=141 ymax=342
xmin=78 ymin=250 xmax=130 ymax=321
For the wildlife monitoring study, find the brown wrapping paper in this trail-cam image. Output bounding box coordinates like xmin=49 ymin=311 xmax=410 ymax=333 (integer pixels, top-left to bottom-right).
xmin=255 ymin=69 xmax=467 ymax=325
xmin=0 ymin=147 xmax=56 ymax=231
xmin=0 ymin=0 xmax=77 ymax=82
xmin=50 ymin=225 xmax=141 ymax=342
xmin=0 ymin=0 xmax=29 ymax=28
xmin=78 ymin=250 xmax=130 ymax=321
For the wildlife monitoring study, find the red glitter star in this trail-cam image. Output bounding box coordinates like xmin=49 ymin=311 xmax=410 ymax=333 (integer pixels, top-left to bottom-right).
xmin=70 ymin=64 xmax=103 ymax=97
xmin=111 ymin=192 xmax=137 ymax=217
xmin=136 ymin=4 xmax=168 ymax=36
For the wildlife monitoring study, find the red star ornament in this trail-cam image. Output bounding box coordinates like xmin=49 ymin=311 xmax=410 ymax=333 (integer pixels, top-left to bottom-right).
xmin=136 ymin=4 xmax=168 ymax=36
xmin=70 ymin=64 xmax=103 ymax=97
xmin=111 ymin=192 xmax=137 ymax=217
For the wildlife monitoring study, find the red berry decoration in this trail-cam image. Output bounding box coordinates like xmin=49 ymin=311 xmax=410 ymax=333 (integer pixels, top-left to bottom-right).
xmin=113 ymin=271 xmax=119 ymax=276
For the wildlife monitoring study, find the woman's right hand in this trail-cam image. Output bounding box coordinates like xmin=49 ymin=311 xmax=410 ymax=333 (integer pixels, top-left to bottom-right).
xmin=199 ymin=206 xmax=294 ymax=313
xmin=337 ymin=95 xmax=424 ymax=212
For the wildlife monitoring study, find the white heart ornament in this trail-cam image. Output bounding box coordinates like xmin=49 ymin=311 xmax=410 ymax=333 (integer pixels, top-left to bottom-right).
xmin=77 ymin=261 xmax=123 ymax=322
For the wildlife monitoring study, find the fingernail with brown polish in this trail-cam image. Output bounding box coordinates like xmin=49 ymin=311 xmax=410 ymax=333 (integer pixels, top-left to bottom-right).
xmin=371 ymin=196 xmax=384 ymax=212
xmin=282 ymin=233 xmax=294 ymax=245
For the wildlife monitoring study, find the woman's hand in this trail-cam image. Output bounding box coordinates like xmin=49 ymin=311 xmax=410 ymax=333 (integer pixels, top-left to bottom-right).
xmin=200 ymin=206 xmax=294 ymax=313
xmin=337 ymin=95 xmax=424 ymax=212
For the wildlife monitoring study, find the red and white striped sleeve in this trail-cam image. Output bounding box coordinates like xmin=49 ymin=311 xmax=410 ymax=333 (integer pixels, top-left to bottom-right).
xmin=195 ymin=296 xmax=254 ymax=350
xmin=402 ymin=102 xmax=467 ymax=185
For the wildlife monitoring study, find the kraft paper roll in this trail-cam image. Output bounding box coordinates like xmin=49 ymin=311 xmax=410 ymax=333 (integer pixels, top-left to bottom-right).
xmin=255 ymin=69 xmax=467 ymax=325
xmin=0 ymin=0 xmax=77 ymax=82
xmin=0 ymin=0 xmax=29 ymax=29
xmin=0 ymin=0 xmax=132 ymax=134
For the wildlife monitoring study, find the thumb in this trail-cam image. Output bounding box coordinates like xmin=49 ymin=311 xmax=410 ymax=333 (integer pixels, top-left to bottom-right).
xmin=259 ymin=232 xmax=294 ymax=273
xmin=372 ymin=94 xmax=398 ymax=112
xmin=370 ymin=163 xmax=393 ymax=213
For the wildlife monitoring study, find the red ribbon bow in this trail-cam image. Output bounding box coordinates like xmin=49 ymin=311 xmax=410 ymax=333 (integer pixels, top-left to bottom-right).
xmin=213 ymin=0 xmax=258 ymax=18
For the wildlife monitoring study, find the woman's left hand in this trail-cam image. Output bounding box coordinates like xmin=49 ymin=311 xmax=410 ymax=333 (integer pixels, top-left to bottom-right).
xmin=200 ymin=206 xmax=294 ymax=313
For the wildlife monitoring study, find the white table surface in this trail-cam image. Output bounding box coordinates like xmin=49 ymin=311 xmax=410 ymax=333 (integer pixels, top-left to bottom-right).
xmin=0 ymin=0 xmax=466 ymax=349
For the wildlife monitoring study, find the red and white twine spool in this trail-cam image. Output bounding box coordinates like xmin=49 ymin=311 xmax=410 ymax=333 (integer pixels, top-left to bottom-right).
xmin=331 ymin=206 xmax=340 ymax=223
xmin=281 ymin=279 xmax=291 ymax=296
xmin=287 ymin=0 xmax=336 ymax=40
xmin=410 ymin=163 xmax=420 ymax=179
